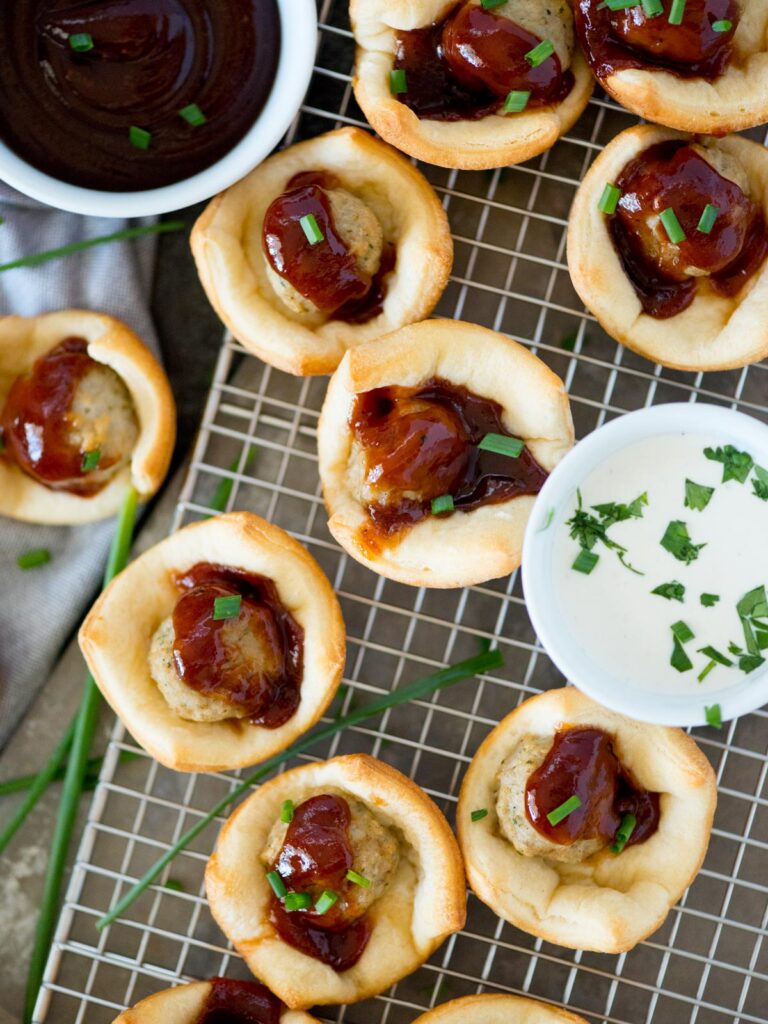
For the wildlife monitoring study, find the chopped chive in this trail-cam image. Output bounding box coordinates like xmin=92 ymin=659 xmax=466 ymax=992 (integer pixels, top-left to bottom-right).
xmin=598 ymin=183 xmax=621 ymax=215
xmin=314 ymin=889 xmax=338 ymax=915
xmin=389 ymin=69 xmax=407 ymax=95
xmin=503 ymin=90 xmax=531 ymax=114
xmin=611 ymin=813 xmax=637 ymax=854
xmin=572 ymin=549 xmax=599 ymax=575
xmin=346 ymin=869 xmax=371 ymax=887
xmin=81 ymin=448 xmax=101 ymax=473
xmin=671 ymin=620 xmax=695 ymax=644
xmin=641 ymin=0 xmax=664 ymax=14
xmin=671 ymin=638 xmax=693 ymax=673
xmin=668 ymin=0 xmax=687 ymax=24
xmin=600 ymin=0 xmax=641 ymax=8
xmin=698 ymin=645 xmax=733 ymax=667
xmin=18 ymin=548 xmax=51 ymax=570
xmin=213 ymin=594 xmax=241 ymax=620
xmin=525 ymin=40 xmax=554 ymax=67
xmin=164 ymin=878 xmax=185 ymax=892
xmin=129 ymin=126 xmax=152 ymax=151
xmin=712 ymin=19 xmax=732 ymax=32
xmin=179 ymin=103 xmax=207 ymax=127
xmin=471 ymin=808 xmax=488 ymax=822
xmin=431 ymin=494 xmax=455 ymax=516
xmin=266 ymin=871 xmax=287 ymax=899
xmin=705 ymin=703 xmax=722 ymax=728
xmin=280 ymin=799 xmax=294 ymax=824
xmin=68 ymin=33 xmax=94 ymax=52
xmin=651 ymin=581 xmax=685 ymax=602
xmin=478 ymin=433 xmax=525 ymax=458
xmin=698 ymin=660 xmax=717 ymax=683
xmin=701 ymin=593 xmax=720 ymax=607
xmin=481 ymin=0 xmax=506 ymax=6
xmin=547 ymin=795 xmax=582 ymax=826
xmin=697 ymin=204 xmax=719 ymax=235
xmin=284 ymin=891 xmax=312 ymax=911
xmin=299 ymin=213 xmax=324 ymax=245
xmin=659 ymin=207 xmax=686 ymax=244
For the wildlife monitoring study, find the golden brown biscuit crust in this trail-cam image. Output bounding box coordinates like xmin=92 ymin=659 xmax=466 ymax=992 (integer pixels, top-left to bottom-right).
xmin=412 ymin=993 xmax=589 ymax=1024
xmin=79 ymin=512 xmax=346 ymax=773
xmin=110 ymin=980 xmax=318 ymax=1024
xmin=567 ymin=124 xmax=768 ymax=372
xmin=317 ymin=319 xmax=574 ymax=588
xmin=457 ymin=687 xmax=717 ymax=953
xmin=0 ymin=310 xmax=175 ymax=523
xmin=205 ymin=754 xmax=467 ymax=1008
xmin=191 ymin=127 xmax=453 ymax=376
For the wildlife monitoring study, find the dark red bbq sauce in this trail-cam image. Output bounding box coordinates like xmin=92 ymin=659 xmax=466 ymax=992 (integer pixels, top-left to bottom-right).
xmin=0 ymin=0 xmax=280 ymax=192
xmin=351 ymin=378 xmax=548 ymax=541
xmin=263 ymin=170 xmax=394 ymax=324
xmin=171 ymin=563 xmax=304 ymax=728
xmin=0 ymin=336 xmax=122 ymax=497
xmin=525 ymin=728 xmax=660 ymax=848
xmin=607 ymin=141 xmax=768 ymax=318
xmin=574 ymin=0 xmax=738 ymax=83
xmin=196 ymin=978 xmax=283 ymax=1024
xmin=269 ymin=794 xmax=371 ymax=971
xmin=393 ymin=2 xmax=573 ymax=122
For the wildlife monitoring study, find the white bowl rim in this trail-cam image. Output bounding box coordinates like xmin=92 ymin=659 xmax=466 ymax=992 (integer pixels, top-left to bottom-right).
xmin=0 ymin=0 xmax=317 ymax=217
xmin=522 ymin=402 xmax=768 ymax=727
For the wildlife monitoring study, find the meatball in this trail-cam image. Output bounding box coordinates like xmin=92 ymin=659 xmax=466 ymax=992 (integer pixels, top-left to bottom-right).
xmin=476 ymin=0 xmax=573 ymax=69
xmin=495 ymin=736 xmax=604 ymax=864
xmin=67 ymin=363 xmax=139 ymax=487
xmin=266 ymin=187 xmax=384 ymax=316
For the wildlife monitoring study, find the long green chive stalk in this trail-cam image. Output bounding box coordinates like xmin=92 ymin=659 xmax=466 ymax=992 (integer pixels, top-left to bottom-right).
xmin=0 ymin=749 xmax=140 ymax=799
xmin=0 ymin=221 xmax=185 ymax=275
xmin=96 ymin=647 xmax=503 ymax=931
xmin=24 ymin=487 xmax=139 ymax=1024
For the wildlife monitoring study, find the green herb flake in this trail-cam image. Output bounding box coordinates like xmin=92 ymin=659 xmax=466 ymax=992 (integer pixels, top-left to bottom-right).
xmin=266 ymin=870 xmax=287 ymax=900
xmin=698 ymin=645 xmax=733 ymax=667
xmin=280 ymin=799 xmax=294 ymax=824
xmin=179 ymin=103 xmax=207 ymax=127
xmin=671 ymin=638 xmax=693 ymax=673
xmin=299 ymin=213 xmax=324 ymax=245
xmin=129 ymin=125 xmax=152 ymax=151
xmin=659 ymin=207 xmax=686 ymax=244
xmin=546 ymin=795 xmax=582 ymax=827
xmin=478 ymin=433 xmax=525 ymax=458
xmin=642 ymin=0 xmax=664 ymax=13
xmin=314 ymin=889 xmax=339 ymax=915
xmin=684 ymin=479 xmax=714 ymax=511
xmin=572 ymin=549 xmax=599 ymax=575
xmin=68 ymin=32 xmax=94 ymax=52
xmin=284 ymin=892 xmax=312 ymax=912
xmin=651 ymin=581 xmax=685 ymax=602
xmin=481 ymin=0 xmax=506 ymax=6
xmin=737 ymin=584 xmax=768 ymax=655
xmin=164 ymin=878 xmax=185 ymax=892
xmin=212 ymin=594 xmax=242 ymax=620
xmin=81 ymin=448 xmax=101 ymax=473
xmin=739 ymin=653 xmax=766 ymax=674
xmin=610 ymin=813 xmax=637 ymax=854
xmin=346 ymin=869 xmax=372 ymax=887
xmin=671 ymin=620 xmax=695 ymax=644
xmin=752 ymin=465 xmax=768 ymax=501
xmin=712 ymin=19 xmax=732 ymax=32
xmin=697 ymin=204 xmax=719 ymax=235
xmin=471 ymin=808 xmax=489 ymax=822
xmin=567 ymin=490 xmax=646 ymax=576
xmin=598 ymin=183 xmax=621 ymax=215
xmin=698 ymin=660 xmax=717 ymax=684
xmin=17 ymin=548 xmax=51 ymax=570
xmin=525 ymin=39 xmax=555 ymax=67
xmin=705 ymin=703 xmax=722 ymax=728
xmin=389 ymin=69 xmax=407 ymax=95
xmin=704 ymin=444 xmax=754 ymax=483
xmin=431 ymin=494 xmax=455 ymax=516
xmin=701 ymin=593 xmax=720 ymax=608
xmin=668 ymin=0 xmax=687 ymax=25
xmin=661 ymin=520 xmax=705 ymax=565
xmin=503 ymin=90 xmax=531 ymax=114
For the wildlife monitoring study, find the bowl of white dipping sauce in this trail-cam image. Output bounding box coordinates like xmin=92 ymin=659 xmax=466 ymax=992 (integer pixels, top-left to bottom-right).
xmin=522 ymin=403 xmax=768 ymax=726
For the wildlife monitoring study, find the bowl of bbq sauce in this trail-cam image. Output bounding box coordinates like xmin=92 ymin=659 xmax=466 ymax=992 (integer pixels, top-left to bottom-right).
xmin=0 ymin=0 xmax=316 ymax=216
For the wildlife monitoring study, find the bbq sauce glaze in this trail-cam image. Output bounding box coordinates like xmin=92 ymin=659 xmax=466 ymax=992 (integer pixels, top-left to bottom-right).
xmin=351 ymin=379 xmax=548 ymax=543
xmin=526 ymin=727 xmax=660 ymax=848
xmin=575 ymin=0 xmax=739 ymax=82
xmin=171 ymin=563 xmax=304 ymax=728
xmin=0 ymin=337 xmax=127 ymax=496
xmin=269 ymin=794 xmax=372 ymax=971
xmin=263 ymin=170 xmax=394 ymax=324
xmin=0 ymin=0 xmax=280 ymax=192
xmin=195 ymin=978 xmax=283 ymax=1024
xmin=393 ymin=3 xmax=573 ymax=122
xmin=607 ymin=141 xmax=768 ymax=318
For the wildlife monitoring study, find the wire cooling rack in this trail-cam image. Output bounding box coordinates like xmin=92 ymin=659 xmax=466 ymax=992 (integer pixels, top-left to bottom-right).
xmin=34 ymin=3 xmax=768 ymax=1022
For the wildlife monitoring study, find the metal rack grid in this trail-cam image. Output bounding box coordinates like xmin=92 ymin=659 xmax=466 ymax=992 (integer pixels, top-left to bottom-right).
xmin=35 ymin=2 xmax=768 ymax=1021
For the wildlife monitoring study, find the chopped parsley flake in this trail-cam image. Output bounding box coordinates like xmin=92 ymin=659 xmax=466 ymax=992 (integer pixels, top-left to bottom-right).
xmin=700 ymin=593 xmax=720 ymax=608
xmin=704 ymin=445 xmax=754 ymax=484
xmin=660 ymin=520 xmax=705 ymax=565
xmin=567 ymin=490 xmax=647 ymax=576
xmin=752 ymin=465 xmax=768 ymax=501
xmin=684 ymin=478 xmax=714 ymax=511
xmin=651 ymin=581 xmax=685 ymax=602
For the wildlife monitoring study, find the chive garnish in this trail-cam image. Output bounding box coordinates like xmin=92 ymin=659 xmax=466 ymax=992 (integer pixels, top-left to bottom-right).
xmin=712 ymin=19 xmax=732 ymax=32
xmin=668 ymin=0 xmax=687 ymax=24
xmin=206 ymin=447 xmax=257 ymax=517
xmin=736 ymin=585 xmax=768 ymax=656
xmin=671 ymin=639 xmax=693 ymax=673
xmin=659 ymin=208 xmax=686 ymax=244
xmin=697 ymin=204 xmax=719 ymax=235
xmin=346 ymin=870 xmax=371 ymax=888
xmin=481 ymin=0 xmax=506 ymax=6
xmin=314 ymin=889 xmax=339 ymax=915
xmin=701 ymin=593 xmax=720 ymax=607
xmin=213 ymin=594 xmax=241 ymax=620
xmin=179 ymin=103 xmax=207 ymax=127
xmin=610 ymin=813 xmax=636 ymax=854
xmin=704 ymin=444 xmax=753 ymax=483
xmin=753 ymin=466 xmax=768 ymax=501
xmin=705 ymin=704 xmax=722 ymax=728
xmin=129 ymin=126 xmax=151 ymax=151
xmin=641 ymin=0 xmax=663 ymax=14
xmin=471 ymin=808 xmax=489 ymax=822
xmin=81 ymin=449 xmax=101 ymax=473
xmin=672 ymin=620 xmax=694 ymax=644
xmin=599 ymin=0 xmax=641 ymax=8
xmin=651 ymin=581 xmax=685 ymax=602
xmin=572 ymin=549 xmax=599 ymax=574
xmin=266 ymin=871 xmax=287 ymax=899
xmin=299 ymin=213 xmax=324 ymax=245
xmin=598 ymin=183 xmax=621 ymax=215
xmin=280 ymin=799 xmax=294 ymax=824
xmin=684 ymin=479 xmax=714 ymax=512
xmin=68 ymin=33 xmax=94 ymax=52
xmin=661 ymin=520 xmax=705 ymax=565
xmin=525 ymin=40 xmax=554 ymax=67
xmin=284 ymin=892 xmax=312 ymax=911
xmin=567 ymin=490 xmax=646 ymax=576
xmin=503 ymin=90 xmax=531 ymax=114
xmin=698 ymin=659 xmax=717 ymax=683
xmin=389 ymin=69 xmax=407 ymax=95
xmin=431 ymin=494 xmax=454 ymax=515
xmin=17 ymin=549 xmax=51 ymax=570
xmin=547 ymin=795 xmax=582 ymax=826
xmin=478 ymin=433 xmax=524 ymax=458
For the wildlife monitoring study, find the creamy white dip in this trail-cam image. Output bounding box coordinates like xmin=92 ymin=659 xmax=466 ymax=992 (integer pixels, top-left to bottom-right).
xmin=552 ymin=432 xmax=768 ymax=696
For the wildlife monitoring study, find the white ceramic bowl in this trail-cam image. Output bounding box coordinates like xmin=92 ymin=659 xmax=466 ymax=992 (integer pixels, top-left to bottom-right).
xmin=522 ymin=402 xmax=768 ymax=727
xmin=0 ymin=0 xmax=317 ymax=217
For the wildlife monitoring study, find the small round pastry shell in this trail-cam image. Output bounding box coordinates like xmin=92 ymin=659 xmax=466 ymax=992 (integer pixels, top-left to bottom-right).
xmin=78 ymin=512 xmax=346 ymax=773
xmin=350 ymin=0 xmax=594 ymax=170
xmin=191 ymin=127 xmax=453 ymax=376
xmin=412 ymin=993 xmax=588 ymax=1024
xmin=589 ymin=6 xmax=768 ymax=134
xmin=317 ymin=319 xmax=574 ymax=588
xmin=567 ymin=124 xmax=768 ymax=372
xmin=111 ymin=980 xmax=319 ymax=1024
xmin=457 ymin=686 xmax=717 ymax=954
xmin=205 ymin=753 xmax=466 ymax=1008
xmin=0 ymin=310 xmax=175 ymax=523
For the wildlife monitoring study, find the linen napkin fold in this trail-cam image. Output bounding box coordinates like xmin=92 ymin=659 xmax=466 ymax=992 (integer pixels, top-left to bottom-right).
xmin=0 ymin=184 xmax=162 ymax=749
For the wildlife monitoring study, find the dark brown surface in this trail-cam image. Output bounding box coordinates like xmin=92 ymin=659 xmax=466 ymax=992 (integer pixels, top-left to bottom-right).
xmin=197 ymin=978 xmax=283 ymax=1024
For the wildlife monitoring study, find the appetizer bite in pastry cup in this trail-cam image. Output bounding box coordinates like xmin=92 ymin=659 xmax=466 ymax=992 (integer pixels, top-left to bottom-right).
xmin=574 ymin=2 xmax=768 ymax=134
xmin=458 ymin=687 xmax=717 ymax=953
xmin=412 ymin=993 xmax=588 ymax=1024
xmin=191 ymin=127 xmax=452 ymax=376
xmin=0 ymin=310 xmax=174 ymax=524
xmin=318 ymin=320 xmax=574 ymax=588
xmin=79 ymin=512 xmax=345 ymax=773
xmin=205 ymin=753 xmax=466 ymax=1008
xmin=568 ymin=125 xmax=768 ymax=372
xmin=351 ymin=0 xmax=594 ymax=170
xmin=111 ymin=978 xmax=318 ymax=1024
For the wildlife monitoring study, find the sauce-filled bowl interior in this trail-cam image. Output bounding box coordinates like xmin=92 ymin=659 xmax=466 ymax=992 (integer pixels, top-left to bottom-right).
xmin=522 ymin=403 xmax=768 ymax=727
xmin=0 ymin=0 xmax=316 ymax=216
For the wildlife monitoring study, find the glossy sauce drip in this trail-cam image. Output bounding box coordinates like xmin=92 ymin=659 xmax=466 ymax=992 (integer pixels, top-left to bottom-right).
xmin=196 ymin=978 xmax=283 ymax=1024
xmin=393 ymin=3 xmax=573 ymax=122
xmin=0 ymin=337 xmax=121 ymax=496
xmin=609 ymin=141 xmax=768 ymax=318
xmin=0 ymin=0 xmax=280 ymax=191
xmin=575 ymin=0 xmax=738 ymax=82
xmin=525 ymin=727 xmax=660 ymax=847
xmin=171 ymin=563 xmax=304 ymax=728
xmin=269 ymin=794 xmax=371 ymax=971
xmin=351 ymin=378 xmax=549 ymax=540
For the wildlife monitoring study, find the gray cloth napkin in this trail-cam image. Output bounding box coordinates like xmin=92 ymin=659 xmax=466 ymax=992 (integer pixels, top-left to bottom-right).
xmin=0 ymin=185 xmax=160 ymax=749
